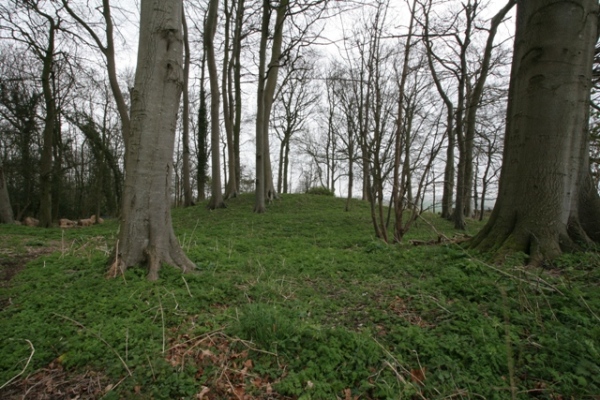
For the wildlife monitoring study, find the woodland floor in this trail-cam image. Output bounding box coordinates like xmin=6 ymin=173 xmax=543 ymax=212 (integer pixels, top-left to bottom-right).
xmin=1 ymin=194 xmax=599 ymax=399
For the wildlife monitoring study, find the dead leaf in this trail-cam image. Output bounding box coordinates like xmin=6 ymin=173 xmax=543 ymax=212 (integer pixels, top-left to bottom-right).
xmin=410 ymin=367 xmax=426 ymax=385
xmin=196 ymin=386 xmax=210 ymax=399
xmin=233 ymin=385 xmax=245 ymax=399
xmin=344 ymin=388 xmax=352 ymax=400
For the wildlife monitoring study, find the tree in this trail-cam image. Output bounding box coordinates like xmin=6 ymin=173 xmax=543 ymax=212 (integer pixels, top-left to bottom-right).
xmin=181 ymin=7 xmax=193 ymax=207
xmin=470 ymin=0 xmax=600 ymax=263
xmin=0 ymin=161 xmax=14 ymax=224
xmin=274 ymin=50 xmax=320 ymax=194
xmin=62 ymin=0 xmax=132 ymax=150
xmin=205 ymin=0 xmax=226 ymax=210
xmin=222 ymin=0 xmax=239 ymax=199
xmin=111 ymin=0 xmax=194 ymax=280
xmin=2 ymin=1 xmax=62 ymax=227
xmin=0 ymin=52 xmax=41 ymax=220
xmin=254 ymin=0 xmax=289 ymax=213
xmin=420 ymin=0 xmax=514 ymax=229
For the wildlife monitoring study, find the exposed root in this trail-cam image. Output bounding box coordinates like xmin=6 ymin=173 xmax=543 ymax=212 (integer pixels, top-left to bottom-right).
xmin=106 ymin=256 xmax=126 ymax=279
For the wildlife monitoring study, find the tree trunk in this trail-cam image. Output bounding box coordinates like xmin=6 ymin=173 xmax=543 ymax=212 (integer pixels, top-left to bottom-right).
xmin=222 ymin=0 xmax=239 ymax=199
xmin=254 ymin=0 xmax=270 ymax=213
xmin=470 ymin=0 xmax=600 ymax=264
xmin=205 ymin=0 xmax=226 ymax=210
xmin=197 ymin=53 xmax=208 ymax=202
xmin=38 ymin=21 xmax=56 ymax=228
xmin=260 ymin=0 xmax=289 ymax=202
xmin=112 ymin=0 xmax=194 ymax=280
xmin=463 ymin=0 xmax=516 ymax=220
xmin=0 ymin=162 xmax=14 ymax=224
xmin=233 ymin=0 xmax=245 ymax=190
xmin=181 ymin=8 xmax=193 ymax=207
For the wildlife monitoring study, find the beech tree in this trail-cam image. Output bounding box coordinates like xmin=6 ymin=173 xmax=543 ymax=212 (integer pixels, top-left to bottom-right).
xmin=470 ymin=0 xmax=600 ymax=263
xmin=111 ymin=0 xmax=194 ymax=280
xmin=205 ymin=0 xmax=226 ymax=210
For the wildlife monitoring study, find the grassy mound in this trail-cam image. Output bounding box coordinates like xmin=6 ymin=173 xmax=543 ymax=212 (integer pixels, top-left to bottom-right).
xmin=1 ymin=194 xmax=599 ymax=398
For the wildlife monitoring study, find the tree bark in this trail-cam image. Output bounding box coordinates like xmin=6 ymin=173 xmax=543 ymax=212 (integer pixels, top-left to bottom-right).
xmin=0 ymin=162 xmax=14 ymax=224
xmin=197 ymin=53 xmax=209 ymax=202
xmin=205 ymin=0 xmax=226 ymax=210
xmin=254 ymin=0 xmax=271 ymax=213
xmin=112 ymin=0 xmax=194 ymax=280
xmin=222 ymin=0 xmax=239 ymax=199
xmin=181 ymin=8 xmax=193 ymax=207
xmin=470 ymin=0 xmax=600 ymax=264
xmin=261 ymin=0 xmax=289 ymax=202
xmin=38 ymin=18 xmax=57 ymax=228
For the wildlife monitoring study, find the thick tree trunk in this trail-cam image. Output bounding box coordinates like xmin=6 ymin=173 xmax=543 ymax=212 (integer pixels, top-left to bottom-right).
xmin=112 ymin=0 xmax=194 ymax=280
xmin=470 ymin=0 xmax=600 ymax=264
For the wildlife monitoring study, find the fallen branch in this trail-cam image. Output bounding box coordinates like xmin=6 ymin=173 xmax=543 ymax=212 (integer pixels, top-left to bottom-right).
xmin=0 ymin=339 xmax=35 ymax=389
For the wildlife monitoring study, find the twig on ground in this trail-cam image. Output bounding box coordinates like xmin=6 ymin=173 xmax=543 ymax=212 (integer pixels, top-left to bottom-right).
xmin=0 ymin=339 xmax=35 ymax=389
xmin=182 ymin=275 xmax=193 ymax=297
xmin=54 ymin=314 xmax=132 ymax=376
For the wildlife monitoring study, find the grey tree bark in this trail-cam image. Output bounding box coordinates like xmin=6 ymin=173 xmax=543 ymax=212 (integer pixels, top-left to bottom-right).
xmin=253 ymin=0 xmax=271 ymax=213
xmin=222 ymin=0 xmax=239 ymax=199
xmin=37 ymin=11 xmax=57 ymax=228
xmin=197 ymin=52 xmax=209 ymax=202
xmin=470 ymin=0 xmax=600 ymax=264
xmin=111 ymin=0 xmax=194 ymax=280
xmin=205 ymin=0 xmax=226 ymax=210
xmin=181 ymin=7 xmax=193 ymax=207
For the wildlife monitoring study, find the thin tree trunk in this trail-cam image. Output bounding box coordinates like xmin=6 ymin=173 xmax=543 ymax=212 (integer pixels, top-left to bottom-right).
xmin=197 ymin=52 xmax=208 ymax=202
xmin=254 ymin=0 xmax=270 ymax=213
xmin=205 ymin=0 xmax=226 ymax=209
xmin=261 ymin=0 xmax=289 ymax=202
xmin=181 ymin=8 xmax=193 ymax=207
xmin=233 ymin=0 xmax=245 ymax=189
xmin=223 ymin=0 xmax=238 ymax=199
xmin=38 ymin=21 xmax=56 ymax=228
xmin=392 ymin=0 xmax=416 ymax=242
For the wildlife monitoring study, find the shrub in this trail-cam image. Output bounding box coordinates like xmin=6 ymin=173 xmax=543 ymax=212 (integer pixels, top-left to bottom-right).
xmin=305 ymin=186 xmax=334 ymax=196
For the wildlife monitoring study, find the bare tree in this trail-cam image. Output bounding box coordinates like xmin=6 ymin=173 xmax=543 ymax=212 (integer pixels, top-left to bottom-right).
xmin=205 ymin=0 xmax=226 ymax=210
xmin=61 ymin=0 xmax=131 ymax=150
xmin=111 ymin=0 xmax=194 ymax=280
xmin=181 ymin=7 xmax=193 ymax=207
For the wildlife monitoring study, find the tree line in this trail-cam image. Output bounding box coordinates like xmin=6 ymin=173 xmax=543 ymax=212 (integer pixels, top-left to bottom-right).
xmin=1 ymin=0 xmax=599 ymax=277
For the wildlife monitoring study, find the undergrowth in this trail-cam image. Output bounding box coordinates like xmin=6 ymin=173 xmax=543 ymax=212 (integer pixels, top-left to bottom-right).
xmin=0 ymin=194 xmax=599 ymax=398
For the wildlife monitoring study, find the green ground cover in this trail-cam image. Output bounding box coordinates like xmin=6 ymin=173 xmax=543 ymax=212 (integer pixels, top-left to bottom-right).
xmin=1 ymin=194 xmax=599 ymax=399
